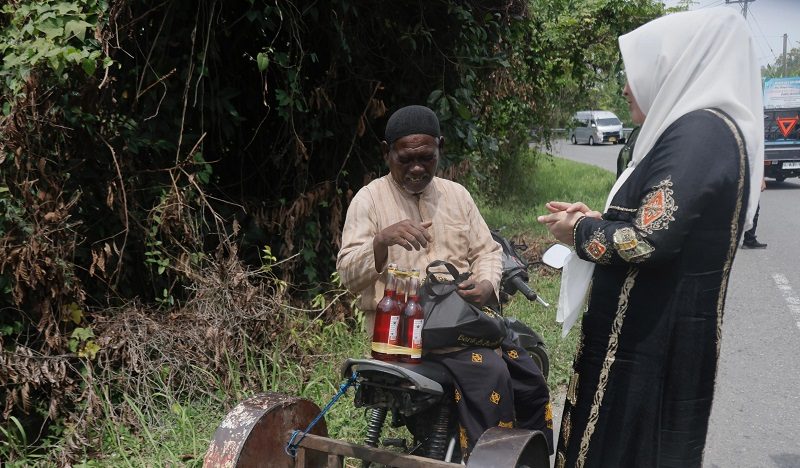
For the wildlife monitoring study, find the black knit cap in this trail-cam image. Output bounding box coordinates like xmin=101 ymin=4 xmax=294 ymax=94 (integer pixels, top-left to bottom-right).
xmin=384 ymin=105 xmax=441 ymax=146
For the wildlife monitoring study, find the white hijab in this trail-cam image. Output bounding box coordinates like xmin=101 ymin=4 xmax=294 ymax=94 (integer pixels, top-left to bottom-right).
xmin=557 ymin=7 xmax=764 ymax=336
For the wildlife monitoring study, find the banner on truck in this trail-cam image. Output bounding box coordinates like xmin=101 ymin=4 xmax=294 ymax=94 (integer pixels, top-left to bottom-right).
xmin=764 ymin=77 xmax=800 ymax=109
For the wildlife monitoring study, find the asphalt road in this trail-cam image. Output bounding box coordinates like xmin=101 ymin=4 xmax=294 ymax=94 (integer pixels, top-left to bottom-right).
xmin=544 ymin=138 xmax=800 ymax=468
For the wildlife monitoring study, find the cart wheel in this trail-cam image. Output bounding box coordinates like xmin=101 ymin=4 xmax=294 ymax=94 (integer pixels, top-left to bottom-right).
xmin=467 ymin=427 xmax=549 ymax=468
xmin=204 ymin=392 xmax=328 ymax=468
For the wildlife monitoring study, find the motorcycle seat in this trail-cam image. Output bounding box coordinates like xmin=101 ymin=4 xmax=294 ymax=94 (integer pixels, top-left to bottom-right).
xmin=341 ymin=358 xmax=454 ymax=395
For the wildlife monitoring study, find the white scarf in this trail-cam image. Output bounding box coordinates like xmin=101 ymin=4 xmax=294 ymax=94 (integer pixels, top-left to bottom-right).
xmin=557 ymin=8 xmax=765 ymax=336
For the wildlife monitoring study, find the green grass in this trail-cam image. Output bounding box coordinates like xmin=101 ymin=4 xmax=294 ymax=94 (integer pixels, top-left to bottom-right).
xmin=480 ymin=150 xmax=615 ymax=237
xmin=477 ymin=150 xmax=616 ymax=389
xmin=3 ymin=150 xmax=616 ymax=466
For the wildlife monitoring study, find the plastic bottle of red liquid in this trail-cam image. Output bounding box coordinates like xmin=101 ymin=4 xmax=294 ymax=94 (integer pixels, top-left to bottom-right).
xmin=400 ymin=269 xmax=424 ymax=364
xmin=371 ymin=264 xmax=401 ymax=361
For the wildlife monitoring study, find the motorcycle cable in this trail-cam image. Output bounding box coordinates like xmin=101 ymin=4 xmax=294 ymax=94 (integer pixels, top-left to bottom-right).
xmin=285 ymin=371 xmax=360 ymax=458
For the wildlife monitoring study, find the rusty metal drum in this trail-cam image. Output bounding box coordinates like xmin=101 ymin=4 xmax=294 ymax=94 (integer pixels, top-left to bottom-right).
xmin=204 ymin=392 xmax=328 ymax=468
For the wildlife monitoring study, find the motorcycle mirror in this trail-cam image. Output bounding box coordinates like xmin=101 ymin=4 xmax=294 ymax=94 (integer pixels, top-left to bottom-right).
xmin=542 ymin=244 xmax=571 ymax=269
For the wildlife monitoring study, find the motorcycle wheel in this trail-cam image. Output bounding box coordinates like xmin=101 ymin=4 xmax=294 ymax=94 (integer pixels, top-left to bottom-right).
xmin=528 ymin=345 xmax=550 ymax=382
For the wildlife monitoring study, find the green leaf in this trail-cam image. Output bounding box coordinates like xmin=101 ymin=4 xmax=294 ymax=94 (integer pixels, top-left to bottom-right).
xmin=54 ymin=2 xmax=80 ymax=15
xmin=256 ymin=52 xmax=270 ymax=72
xmin=427 ymin=89 xmax=443 ymax=105
xmin=79 ymin=340 xmax=100 ymax=359
xmin=81 ymin=58 xmax=96 ymax=76
xmin=71 ymin=327 xmax=94 ymax=341
xmin=65 ymin=20 xmax=92 ymax=42
xmin=37 ymin=21 xmax=64 ymax=39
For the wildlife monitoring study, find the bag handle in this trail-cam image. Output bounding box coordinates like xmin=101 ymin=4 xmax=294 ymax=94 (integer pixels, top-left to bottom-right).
xmin=425 ymin=260 xmax=471 ymax=284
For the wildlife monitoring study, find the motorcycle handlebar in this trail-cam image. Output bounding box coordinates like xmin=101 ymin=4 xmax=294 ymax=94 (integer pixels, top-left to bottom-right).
xmin=509 ymin=275 xmax=550 ymax=308
xmin=510 ymin=275 xmax=537 ymax=301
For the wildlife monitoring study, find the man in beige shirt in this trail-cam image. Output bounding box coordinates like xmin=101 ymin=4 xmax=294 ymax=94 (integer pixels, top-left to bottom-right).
xmin=336 ymin=105 xmax=553 ymax=457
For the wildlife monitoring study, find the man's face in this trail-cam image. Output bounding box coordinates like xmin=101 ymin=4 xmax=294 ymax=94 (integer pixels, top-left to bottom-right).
xmin=382 ymin=134 xmax=442 ymax=194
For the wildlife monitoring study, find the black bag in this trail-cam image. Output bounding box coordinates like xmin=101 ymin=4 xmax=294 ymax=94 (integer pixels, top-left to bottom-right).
xmin=419 ymin=260 xmax=507 ymax=350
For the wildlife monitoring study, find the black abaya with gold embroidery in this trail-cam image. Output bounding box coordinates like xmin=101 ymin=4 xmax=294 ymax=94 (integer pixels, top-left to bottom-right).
xmin=555 ymin=110 xmax=750 ymax=468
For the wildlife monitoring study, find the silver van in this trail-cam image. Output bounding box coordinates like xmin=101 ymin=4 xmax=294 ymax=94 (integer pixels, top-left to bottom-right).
xmin=569 ymin=110 xmax=624 ymax=145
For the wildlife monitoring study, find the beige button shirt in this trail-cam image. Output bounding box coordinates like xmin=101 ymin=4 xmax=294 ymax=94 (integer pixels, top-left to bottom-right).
xmin=337 ymin=175 xmax=502 ymax=332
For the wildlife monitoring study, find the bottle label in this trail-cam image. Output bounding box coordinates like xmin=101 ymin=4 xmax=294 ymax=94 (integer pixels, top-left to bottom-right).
xmin=387 ymin=315 xmax=400 ymax=345
xmin=410 ymin=319 xmax=424 ymax=358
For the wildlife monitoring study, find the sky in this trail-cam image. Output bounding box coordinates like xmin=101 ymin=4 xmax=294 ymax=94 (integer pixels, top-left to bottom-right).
xmin=660 ymin=0 xmax=800 ymax=67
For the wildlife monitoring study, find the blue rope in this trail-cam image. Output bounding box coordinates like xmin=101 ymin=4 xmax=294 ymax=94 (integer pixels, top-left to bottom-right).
xmin=285 ymin=371 xmax=359 ymax=458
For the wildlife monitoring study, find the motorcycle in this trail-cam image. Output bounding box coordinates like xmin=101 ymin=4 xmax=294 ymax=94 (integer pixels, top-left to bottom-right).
xmin=341 ymin=231 xmax=563 ymax=466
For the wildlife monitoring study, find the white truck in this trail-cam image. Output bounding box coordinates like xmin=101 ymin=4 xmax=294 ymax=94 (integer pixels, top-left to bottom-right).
xmin=763 ymin=77 xmax=800 ymax=182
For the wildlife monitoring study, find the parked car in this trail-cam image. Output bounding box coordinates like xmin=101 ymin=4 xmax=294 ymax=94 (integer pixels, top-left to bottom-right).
xmin=569 ymin=110 xmax=624 ymax=145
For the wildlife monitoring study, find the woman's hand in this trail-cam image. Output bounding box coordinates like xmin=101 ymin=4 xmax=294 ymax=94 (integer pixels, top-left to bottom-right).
xmin=538 ymin=201 xmax=599 ymax=246
xmin=537 ymin=210 xmax=586 ymax=246
xmin=545 ymin=201 xmax=602 ymax=218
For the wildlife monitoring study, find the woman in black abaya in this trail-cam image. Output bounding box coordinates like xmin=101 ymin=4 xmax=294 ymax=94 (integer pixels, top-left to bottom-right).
xmin=538 ymin=8 xmax=764 ymax=468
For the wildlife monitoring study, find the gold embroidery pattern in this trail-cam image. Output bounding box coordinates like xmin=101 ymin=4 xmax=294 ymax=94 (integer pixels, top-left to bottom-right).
xmin=459 ymin=425 xmax=469 ymax=450
xmin=636 ymin=178 xmax=678 ymax=234
xmin=455 ymin=388 xmax=462 ymax=403
xmin=545 ymin=402 xmax=553 ymax=429
xmin=575 ymin=332 xmax=585 ymax=361
xmin=556 ymin=452 xmax=566 ymax=468
xmin=561 ymin=408 xmax=571 ymax=446
xmin=482 ymin=307 xmax=499 ymax=318
xmin=471 ymin=353 xmax=483 ymax=363
xmin=490 ymin=390 xmax=501 ymax=405
xmin=608 ymin=205 xmax=638 ymax=213
xmin=576 ymin=267 xmax=640 ymax=468
xmin=572 ymin=215 xmax=587 ymax=246
xmin=613 ymin=227 xmax=654 ymax=262
xmin=567 ymin=373 xmax=579 ymax=406
xmin=582 ymin=229 xmax=612 ymax=264
xmin=508 ymin=349 xmax=519 ymax=359
xmin=498 ymin=420 xmax=514 ymax=428
xmin=705 ymin=109 xmax=747 ymax=363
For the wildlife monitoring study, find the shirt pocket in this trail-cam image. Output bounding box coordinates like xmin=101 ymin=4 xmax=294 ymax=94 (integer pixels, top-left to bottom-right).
xmin=439 ymin=223 xmax=470 ymax=260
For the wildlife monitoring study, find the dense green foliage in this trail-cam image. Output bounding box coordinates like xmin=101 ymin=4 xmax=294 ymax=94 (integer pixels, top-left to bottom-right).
xmin=763 ymin=45 xmax=800 ymax=79
xmin=0 ymin=0 xmax=666 ymax=462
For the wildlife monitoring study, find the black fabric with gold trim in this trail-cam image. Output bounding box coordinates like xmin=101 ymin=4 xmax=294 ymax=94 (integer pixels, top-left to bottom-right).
xmin=557 ymin=109 xmax=750 ymax=467
xmin=427 ymin=336 xmax=554 ymax=457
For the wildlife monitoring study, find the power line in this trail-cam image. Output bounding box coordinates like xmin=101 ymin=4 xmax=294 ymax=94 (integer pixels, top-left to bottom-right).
xmin=747 ymin=10 xmax=779 ymax=63
xmin=699 ymin=0 xmax=727 ymax=9
xmin=725 ymin=0 xmax=755 ymax=18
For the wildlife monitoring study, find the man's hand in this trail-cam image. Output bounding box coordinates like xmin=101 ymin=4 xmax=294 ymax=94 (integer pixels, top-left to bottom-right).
xmin=457 ymin=278 xmax=495 ymax=306
xmin=376 ymin=220 xmax=433 ymax=251
xmin=373 ymin=219 xmax=433 ymax=271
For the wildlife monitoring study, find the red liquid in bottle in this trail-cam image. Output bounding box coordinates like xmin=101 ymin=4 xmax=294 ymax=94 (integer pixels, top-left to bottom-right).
xmin=400 ymin=269 xmax=424 ymax=364
xmin=395 ymin=272 xmax=408 ymax=317
xmin=372 ymin=264 xmax=400 ymax=361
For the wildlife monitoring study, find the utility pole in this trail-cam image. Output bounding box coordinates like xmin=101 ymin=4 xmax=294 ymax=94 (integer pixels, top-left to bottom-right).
xmin=783 ymin=33 xmax=789 ymax=77
xmin=725 ymin=0 xmax=755 ymax=18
